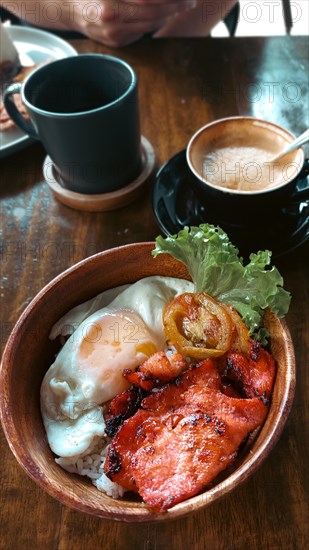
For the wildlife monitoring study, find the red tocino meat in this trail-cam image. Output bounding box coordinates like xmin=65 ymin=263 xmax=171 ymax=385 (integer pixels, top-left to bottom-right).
xmin=105 ymin=359 xmax=269 ymax=511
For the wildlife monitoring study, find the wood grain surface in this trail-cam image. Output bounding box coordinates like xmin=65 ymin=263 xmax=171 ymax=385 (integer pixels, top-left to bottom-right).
xmin=1 ymin=36 xmax=308 ymax=550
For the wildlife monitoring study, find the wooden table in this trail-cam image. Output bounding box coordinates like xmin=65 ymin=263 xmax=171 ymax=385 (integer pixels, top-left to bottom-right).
xmin=1 ymin=35 xmax=308 ymax=550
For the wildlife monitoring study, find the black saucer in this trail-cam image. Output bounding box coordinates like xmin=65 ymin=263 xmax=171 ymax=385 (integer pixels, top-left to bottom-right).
xmin=152 ymin=150 xmax=309 ymax=258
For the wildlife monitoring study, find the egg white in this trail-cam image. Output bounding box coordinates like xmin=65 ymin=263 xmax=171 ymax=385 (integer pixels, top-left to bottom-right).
xmin=41 ymin=276 xmax=194 ymax=457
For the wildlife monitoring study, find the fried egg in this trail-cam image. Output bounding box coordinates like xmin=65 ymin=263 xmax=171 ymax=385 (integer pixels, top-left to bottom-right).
xmin=41 ymin=276 xmax=194 ymax=457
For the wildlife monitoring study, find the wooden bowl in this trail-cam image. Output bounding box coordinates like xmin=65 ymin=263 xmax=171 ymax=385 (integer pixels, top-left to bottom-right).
xmin=0 ymin=243 xmax=295 ymax=522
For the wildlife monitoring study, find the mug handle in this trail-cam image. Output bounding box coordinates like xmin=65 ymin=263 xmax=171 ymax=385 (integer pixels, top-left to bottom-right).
xmin=4 ymin=82 xmax=39 ymax=140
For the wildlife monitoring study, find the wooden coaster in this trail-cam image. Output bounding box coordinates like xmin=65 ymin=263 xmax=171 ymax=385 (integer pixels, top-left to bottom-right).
xmin=43 ymin=136 xmax=155 ymax=212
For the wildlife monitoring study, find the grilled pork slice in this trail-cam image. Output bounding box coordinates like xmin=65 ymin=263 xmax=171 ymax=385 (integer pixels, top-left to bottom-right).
xmin=123 ymin=351 xmax=189 ymax=391
xmin=222 ymin=340 xmax=276 ymax=404
xmin=105 ymin=385 xmax=148 ymax=438
xmin=105 ymin=359 xmax=268 ymax=510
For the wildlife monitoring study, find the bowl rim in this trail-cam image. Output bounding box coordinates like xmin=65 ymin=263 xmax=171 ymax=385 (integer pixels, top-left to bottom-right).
xmin=0 ymin=242 xmax=296 ymax=522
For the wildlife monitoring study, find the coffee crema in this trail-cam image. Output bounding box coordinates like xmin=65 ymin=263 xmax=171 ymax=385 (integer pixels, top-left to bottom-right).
xmin=202 ymin=146 xmax=299 ymax=192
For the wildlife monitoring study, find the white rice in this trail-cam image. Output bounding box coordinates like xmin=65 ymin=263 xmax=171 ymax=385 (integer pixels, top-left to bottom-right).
xmin=55 ymin=439 xmax=126 ymax=499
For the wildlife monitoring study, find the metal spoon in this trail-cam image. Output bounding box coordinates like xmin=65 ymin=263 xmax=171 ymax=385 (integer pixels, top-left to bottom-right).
xmin=269 ymin=128 xmax=309 ymax=162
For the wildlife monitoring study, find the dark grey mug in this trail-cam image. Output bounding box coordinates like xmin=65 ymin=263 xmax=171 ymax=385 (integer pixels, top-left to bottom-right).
xmin=4 ymin=54 xmax=141 ymax=194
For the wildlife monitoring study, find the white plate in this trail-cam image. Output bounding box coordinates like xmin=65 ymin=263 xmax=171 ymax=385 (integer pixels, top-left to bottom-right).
xmin=0 ymin=25 xmax=77 ymax=158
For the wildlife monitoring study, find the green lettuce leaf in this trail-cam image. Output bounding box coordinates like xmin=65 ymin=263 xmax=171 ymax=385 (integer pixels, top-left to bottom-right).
xmin=153 ymin=224 xmax=291 ymax=341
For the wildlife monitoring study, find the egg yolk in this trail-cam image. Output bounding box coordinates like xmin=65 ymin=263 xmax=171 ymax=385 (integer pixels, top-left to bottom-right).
xmin=78 ymin=310 xmax=159 ymax=382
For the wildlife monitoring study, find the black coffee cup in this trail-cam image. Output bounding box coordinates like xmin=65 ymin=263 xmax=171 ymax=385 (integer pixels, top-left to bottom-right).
xmin=186 ymin=117 xmax=309 ymax=224
xmin=4 ymin=54 xmax=142 ymax=194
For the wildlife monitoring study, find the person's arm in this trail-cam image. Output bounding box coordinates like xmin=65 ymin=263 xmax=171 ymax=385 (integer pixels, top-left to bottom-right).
xmin=0 ymin=1 xmax=198 ymax=46
xmin=0 ymin=1 xmax=238 ymax=46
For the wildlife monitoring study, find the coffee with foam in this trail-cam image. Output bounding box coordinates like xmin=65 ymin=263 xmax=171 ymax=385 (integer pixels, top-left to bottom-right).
xmin=188 ymin=118 xmax=304 ymax=195
xmin=202 ymin=146 xmax=298 ymax=192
